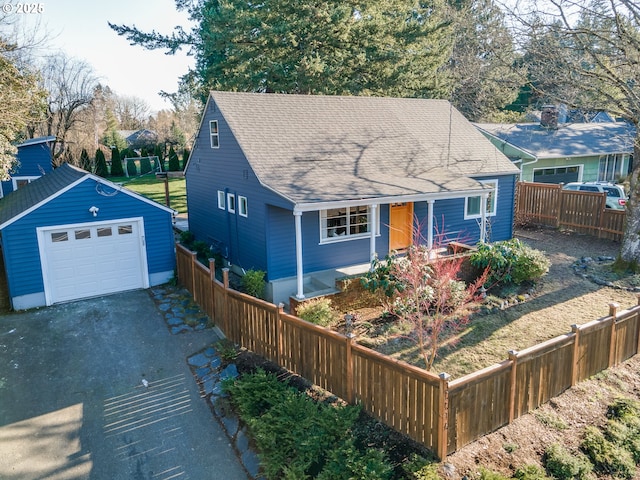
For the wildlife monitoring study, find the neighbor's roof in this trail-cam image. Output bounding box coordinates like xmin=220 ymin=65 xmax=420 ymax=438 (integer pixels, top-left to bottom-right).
xmin=208 ymin=92 xmax=519 ymax=205
xmin=475 ymin=122 xmax=636 ymax=159
xmin=0 ymin=163 xmax=174 ymax=229
xmin=17 ymin=136 xmax=56 ymax=148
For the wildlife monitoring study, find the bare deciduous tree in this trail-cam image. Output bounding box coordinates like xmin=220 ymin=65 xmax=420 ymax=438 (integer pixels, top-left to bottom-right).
xmin=511 ymin=0 xmax=640 ymax=263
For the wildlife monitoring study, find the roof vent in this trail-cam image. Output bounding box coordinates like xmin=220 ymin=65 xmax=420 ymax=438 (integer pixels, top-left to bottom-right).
xmin=541 ymin=105 xmax=559 ymax=129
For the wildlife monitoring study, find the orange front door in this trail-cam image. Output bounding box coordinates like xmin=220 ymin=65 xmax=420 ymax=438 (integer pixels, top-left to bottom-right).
xmin=389 ymin=202 xmax=414 ymax=252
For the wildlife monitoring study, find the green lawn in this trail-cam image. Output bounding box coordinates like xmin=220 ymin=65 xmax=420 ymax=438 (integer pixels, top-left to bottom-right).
xmin=110 ymin=174 xmax=187 ymax=214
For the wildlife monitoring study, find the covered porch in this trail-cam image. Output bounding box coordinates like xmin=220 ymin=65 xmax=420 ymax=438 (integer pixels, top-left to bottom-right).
xmin=286 ymin=188 xmax=492 ymax=305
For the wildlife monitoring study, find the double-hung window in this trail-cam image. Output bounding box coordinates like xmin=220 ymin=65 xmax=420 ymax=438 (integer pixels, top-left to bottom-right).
xmin=320 ymin=205 xmax=373 ymax=242
xmin=598 ymin=153 xmax=624 ymax=182
xmin=465 ymin=180 xmax=498 ymax=219
xmin=210 ymin=120 xmax=219 ymax=148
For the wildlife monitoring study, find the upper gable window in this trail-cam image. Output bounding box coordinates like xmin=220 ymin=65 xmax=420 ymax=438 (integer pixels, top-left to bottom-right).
xmin=210 ymin=120 xmax=219 ymax=148
xmin=465 ymin=180 xmax=498 ymax=219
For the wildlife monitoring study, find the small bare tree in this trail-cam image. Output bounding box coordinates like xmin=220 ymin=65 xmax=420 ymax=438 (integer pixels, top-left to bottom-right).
xmin=387 ymin=245 xmax=488 ymax=370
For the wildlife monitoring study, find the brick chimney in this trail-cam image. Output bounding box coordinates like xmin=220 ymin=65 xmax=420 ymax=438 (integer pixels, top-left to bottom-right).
xmin=540 ymin=105 xmax=559 ymax=129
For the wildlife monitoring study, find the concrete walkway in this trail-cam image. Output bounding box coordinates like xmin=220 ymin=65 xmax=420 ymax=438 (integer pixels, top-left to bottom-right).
xmin=0 ymin=289 xmax=250 ymax=480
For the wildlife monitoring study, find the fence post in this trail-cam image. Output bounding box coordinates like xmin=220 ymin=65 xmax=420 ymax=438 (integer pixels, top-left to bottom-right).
xmin=345 ymin=333 xmax=356 ymax=405
xmin=437 ymin=372 xmax=450 ymax=460
xmin=637 ymin=295 xmax=640 ymax=356
xmin=508 ymin=350 xmax=518 ymax=423
xmin=190 ymin=251 xmax=198 ymax=301
xmin=222 ymin=268 xmax=230 ymax=339
xmin=208 ymin=258 xmax=216 ymax=322
xmin=571 ymin=324 xmax=580 ymax=386
xmin=609 ymin=302 xmax=619 ymax=368
xmin=277 ymin=303 xmax=284 ymax=365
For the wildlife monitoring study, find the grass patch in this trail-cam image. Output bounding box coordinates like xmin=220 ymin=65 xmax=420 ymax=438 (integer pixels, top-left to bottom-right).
xmin=110 ymin=175 xmax=187 ymax=213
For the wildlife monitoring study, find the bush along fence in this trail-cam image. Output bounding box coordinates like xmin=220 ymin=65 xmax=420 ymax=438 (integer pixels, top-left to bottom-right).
xmin=515 ymin=181 xmax=625 ymax=241
xmin=176 ymin=243 xmax=640 ymax=459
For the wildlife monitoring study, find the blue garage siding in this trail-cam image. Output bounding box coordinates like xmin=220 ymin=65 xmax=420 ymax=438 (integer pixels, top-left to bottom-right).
xmin=185 ymin=99 xmax=291 ymax=272
xmin=2 ymin=142 xmax=53 ymax=195
xmin=1 ymin=178 xmax=175 ymax=301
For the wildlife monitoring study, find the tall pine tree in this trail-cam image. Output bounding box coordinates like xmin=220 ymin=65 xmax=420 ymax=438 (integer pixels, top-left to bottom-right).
xmin=110 ymin=147 xmax=124 ymax=177
xmin=95 ymin=149 xmax=108 ymax=178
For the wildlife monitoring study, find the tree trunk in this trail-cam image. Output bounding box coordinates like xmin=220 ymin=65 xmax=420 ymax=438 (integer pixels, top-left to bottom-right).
xmin=620 ymin=134 xmax=640 ymax=263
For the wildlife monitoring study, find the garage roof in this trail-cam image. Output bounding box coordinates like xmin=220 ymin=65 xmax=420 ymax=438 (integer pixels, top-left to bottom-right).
xmin=0 ymin=163 xmax=175 ymax=230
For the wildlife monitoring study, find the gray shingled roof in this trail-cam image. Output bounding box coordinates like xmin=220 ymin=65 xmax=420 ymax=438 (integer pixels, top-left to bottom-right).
xmin=475 ymin=122 xmax=636 ymax=159
xmin=0 ymin=163 xmax=87 ymax=228
xmin=210 ymin=92 xmax=519 ymax=204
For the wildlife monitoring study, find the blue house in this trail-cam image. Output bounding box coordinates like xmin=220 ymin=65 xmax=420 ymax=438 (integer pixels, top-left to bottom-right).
xmin=1 ymin=136 xmax=55 ymax=198
xmin=0 ymin=163 xmax=176 ymax=310
xmin=185 ymin=92 xmax=519 ymax=306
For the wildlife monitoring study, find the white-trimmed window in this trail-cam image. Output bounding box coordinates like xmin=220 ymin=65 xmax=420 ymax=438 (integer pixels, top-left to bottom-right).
xmin=238 ymin=196 xmax=248 ymax=217
xmin=598 ymin=154 xmax=625 ymax=182
xmin=227 ymin=193 xmax=236 ymax=213
xmin=320 ymin=205 xmax=374 ymax=243
xmin=210 ymin=120 xmax=219 ymax=148
xmin=217 ymin=190 xmax=226 ymax=210
xmin=465 ymin=180 xmax=498 ymax=219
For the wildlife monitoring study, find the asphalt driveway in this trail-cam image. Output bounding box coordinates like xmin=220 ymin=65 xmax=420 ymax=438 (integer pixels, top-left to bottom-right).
xmin=0 ymin=289 xmax=249 ymax=480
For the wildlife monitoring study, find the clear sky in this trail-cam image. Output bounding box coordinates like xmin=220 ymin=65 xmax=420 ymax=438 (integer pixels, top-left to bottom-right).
xmin=13 ymin=0 xmax=195 ymax=113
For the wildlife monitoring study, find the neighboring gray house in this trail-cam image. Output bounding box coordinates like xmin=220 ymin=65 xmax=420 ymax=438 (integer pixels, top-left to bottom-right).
xmin=476 ymin=106 xmax=635 ymax=184
xmin=117 ymin=129 xmax=158 ymax=150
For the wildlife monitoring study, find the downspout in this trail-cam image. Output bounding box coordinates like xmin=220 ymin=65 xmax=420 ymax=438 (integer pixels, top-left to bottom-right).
xmin=519 ymin=156 xmax=539 ymax=181
xmin=427 ymin=199 xmax=434 ymax=250
xmin=480 ymin=192 xmax=488 ymax=243
xmin=294 ymin=211 xmax=304 ymax=300
xmin=369 ymin=204 xmax=378 ymax=268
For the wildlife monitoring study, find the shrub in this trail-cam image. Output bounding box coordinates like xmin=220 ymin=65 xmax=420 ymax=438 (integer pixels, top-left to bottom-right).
xmin=126 ymin=158 xmax=137 ymax=176
xmin=470 ymin=239 xmax=549 ymax=288
xmin=241 ymin=269 xmax=266 ymax=299
xmin=476 ymin=467 xmax=510 ymax=480
xmin=140 ymin=156 xmax=152 ymax=174
xmin=168 ymin=145 xmax=181 ymax=171
xmin=95 ymin=149 xmax=108 ymax=177
xmin=296 ymin=298 xmax=336 ymax=327
xmin=110 ymin=147 xmax=124 ymax=176
xmin=192 ymin=240 xmax=211 ymax=261
xmin=223 ymin=369 xmax=392 ymax=480
xmin=581 ymin=426 xmax=635 ymax=479
xmin=179 ymin=231 xmax=195 ymax=248
xmin=543 ymin=443 xmax=594 ymax=480
xmin=514 ymin=465 xmax=550 ymax=480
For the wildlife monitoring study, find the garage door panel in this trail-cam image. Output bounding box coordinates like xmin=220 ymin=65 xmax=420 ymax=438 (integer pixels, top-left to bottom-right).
xmin=40 ymin=221 xmax=147 ymax=304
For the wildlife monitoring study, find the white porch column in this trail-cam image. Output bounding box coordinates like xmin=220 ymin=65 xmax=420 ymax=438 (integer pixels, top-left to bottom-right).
xmin=294 ymin=211 xmax=305 ymax=299
xmin=369 ymin=204 xmax=378 ymax=268
xmin=427 ymin=199 xmax=435 ymax=250
xmin=480 ymin=192 xmax=488 ymax=243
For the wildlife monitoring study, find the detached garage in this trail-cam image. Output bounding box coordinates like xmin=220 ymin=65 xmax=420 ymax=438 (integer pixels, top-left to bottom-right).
xmin=0 ymin=163 xmax=176 ymax=310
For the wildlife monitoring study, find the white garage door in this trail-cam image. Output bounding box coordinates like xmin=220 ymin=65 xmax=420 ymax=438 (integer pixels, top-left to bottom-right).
xmin=38 ymin=219 xmax=149 ymax=305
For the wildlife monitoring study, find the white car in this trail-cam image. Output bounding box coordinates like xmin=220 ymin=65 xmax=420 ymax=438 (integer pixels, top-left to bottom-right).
xmin=562 ymin=182 xmax=627 ymax=210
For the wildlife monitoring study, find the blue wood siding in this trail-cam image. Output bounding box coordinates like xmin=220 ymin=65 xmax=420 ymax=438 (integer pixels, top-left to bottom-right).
xmin=1 ymin=179 xmax=175 ymax=299
xmin=186 ymin=99 xmax=291 ymax=273
xmin=416 ymin=175 xmax=515 ymax=245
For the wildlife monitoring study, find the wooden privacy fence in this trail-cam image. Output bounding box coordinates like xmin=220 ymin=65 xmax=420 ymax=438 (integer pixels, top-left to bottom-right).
xmin=176 ymin=243 xmax=640 ymax=459
xmin=515 ymin=182 xmax=626 ymax=241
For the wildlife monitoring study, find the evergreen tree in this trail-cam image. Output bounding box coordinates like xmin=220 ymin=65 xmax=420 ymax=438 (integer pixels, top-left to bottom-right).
xmin=109 ymin=0 xmax=453 ymax=99
xmin=126 ymin=158 xmax=137 ymax=176
xmin=181 ymin=148 xmax=190 ymax=170
xmin=168 ymin=145 xmax=180 ymax=171
xmin=153 ymin=144 xmax=165 ymax=171
xmin=79 ymin=148 xmax=91 ymax=171
xmin=95 ymin=149 xmax=108 ymax=177
xmin=110 ymin=147 xmax=124 ymax=177
xmin=140 ymin=156 xmax=152 ymax=174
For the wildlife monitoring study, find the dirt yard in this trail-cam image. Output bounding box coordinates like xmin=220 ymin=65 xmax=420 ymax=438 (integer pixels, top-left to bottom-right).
xmin=441 ymin=227 xmax=640 ymax=478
